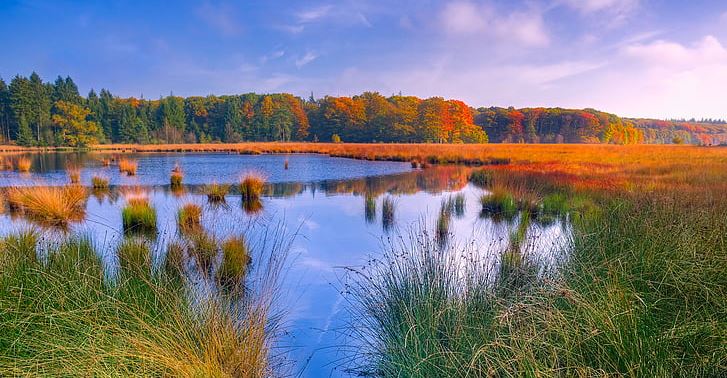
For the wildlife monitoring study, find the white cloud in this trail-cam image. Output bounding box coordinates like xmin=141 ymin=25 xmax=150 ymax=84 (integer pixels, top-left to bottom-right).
xmin=197 ymin=2 xmax=240 ymax=35
xmin=440 ymin=1 xmax=549 ymax=47
xmin=297 ymin=5 xmax=333 ymax=23
xmin=295 ymin=52 xmax=319 ymax=68
xmin=560 ymin=0 xmax=640 ymax=24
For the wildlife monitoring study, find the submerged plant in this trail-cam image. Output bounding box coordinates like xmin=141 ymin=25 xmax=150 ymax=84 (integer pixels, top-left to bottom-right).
xmin=6 ymin=185 xmax=88 ymax=227
xmin=122 ymin=197 xmax=156 ymax=235
xmin=217 ymin=236 xmax=251 ymax=287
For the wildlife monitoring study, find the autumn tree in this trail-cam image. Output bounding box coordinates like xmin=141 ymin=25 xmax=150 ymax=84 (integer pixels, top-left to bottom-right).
xmin=51 ymin=100 xmax=101 ymax=147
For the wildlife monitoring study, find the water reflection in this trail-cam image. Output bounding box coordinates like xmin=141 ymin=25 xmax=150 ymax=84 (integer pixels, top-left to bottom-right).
xmin=0 ymin=156 xmax=571 ymax=377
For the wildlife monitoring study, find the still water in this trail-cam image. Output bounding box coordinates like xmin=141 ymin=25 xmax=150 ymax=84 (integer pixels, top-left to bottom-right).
xmin=0 ymin=153 xmax=571 ymax=376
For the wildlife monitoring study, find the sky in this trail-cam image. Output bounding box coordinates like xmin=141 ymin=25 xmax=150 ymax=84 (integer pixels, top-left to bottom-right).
xmin=2 ymin=0 xmax=727 ymax=120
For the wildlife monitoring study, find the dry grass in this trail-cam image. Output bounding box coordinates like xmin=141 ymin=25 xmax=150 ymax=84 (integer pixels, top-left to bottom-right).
xmin=5 ymin=185 xmax=88 ymax=227
xmin=118 ymin=158 xmax=138 ymax=176
xmin=177 ymin=203 xmax=202 ymax=234
xmin=67 ymin=166 xmax=81 ymax=184
xmin=240 ymin=173 xmax=266 ymax=202
xmin=170 ymin=165 xmax=183 ymax=188
xmin=15 ymin=157 xmax=31 ymax=172
xmin=203 ymin=182 xmax=230 ymax=203
xmin=91 ymin=176 xmax=109 ymax=189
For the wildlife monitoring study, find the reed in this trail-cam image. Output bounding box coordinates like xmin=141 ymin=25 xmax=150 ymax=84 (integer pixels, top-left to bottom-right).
xmin=16 ymin=157 xmax=31 ymax=172
xmin=364 ymin=194 xmax=376 ymax=223
xmin=6 ymin=185 xmax=88 ymax=227
xmin=203 ymin=182 xmax=230 ymax=203
xmin=122 ymin=197 xmax=156 ymax=234
xmin=118 ymin=158 xmax=138 ymax=176
xmin=217 ymin=236 xmax=251 ymax=287
xmin=177 ymin=203 xmax=202 ymax=234
xmin=91 ymin=175 xmax=109 ymax=189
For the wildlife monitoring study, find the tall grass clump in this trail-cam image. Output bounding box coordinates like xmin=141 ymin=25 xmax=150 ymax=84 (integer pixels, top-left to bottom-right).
xmin=188 ymin=231 xmax=218 ymax=274
xmin=118 ymin=158 xmax=137 ymax=176
xmin=122 ymin=197 xmax=156 ymax=235
xmin=468 ymin=169 xmax=491 ymax=187
xmin=67 ymin=165 xmax=81 ymax=184
xmin=217 ymin=236 xmax=251 ymax=288
xmin=177 ymin=202 xmax=202 ymax=234
xmin=117 ymin=237 xmax=151 ymax=276
xmin=0 ymin=230 xmax=38 ymax=269
xmin=381 ymin=196 xmax=395 ymax=231
xmin=16 ymin=157 xmax=31 ymax=172
xmin=480 ymin=188 xmax=517 ymax=221
xmin=240 ymin=173 xmax=265 ymax=202
xmin=203 ymin=182 xmax=230 ymax=203
xmin=6 ymin=185 xmax=88 ymax=227
xmin=0 ymin=229 xmax=289 ymax=377
xmin=91 ymin=175 xmax=109 ymax=189
xmin=170 ymin=165 xmax=183 ymax=188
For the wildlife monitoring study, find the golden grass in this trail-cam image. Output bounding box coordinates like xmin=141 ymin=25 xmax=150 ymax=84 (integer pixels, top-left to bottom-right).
xmin=177 ymin=203 xmax=202 ymax=234
xmin=67 ymin=166 xmax=81 ymax=184
xmin=203 ymin=182 xmax=230 ymax=203
xmin=5 ymin=185 xmax=88 ymax=227
xmin=118 ymin=158 xmax=138 ymax=176
xmin=91 ymin=175 xmax=109 ymax=189
xmin=170 ymin=165 xmax=183 ymax=187
xmin=240 ymin=173 xmax=266 ymax=201
xmin=16 ymin=157 xmax=31 ymax=172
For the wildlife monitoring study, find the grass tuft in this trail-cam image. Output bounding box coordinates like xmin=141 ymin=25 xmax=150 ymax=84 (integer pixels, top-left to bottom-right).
xmin=170 ymin=165 xmax=183 ymax=188
xmin=203 ymin=182 xmax=230 ymax=203
xmin=239 ymin=174 xmax=266 ymax=202
xmin=117 ymin=237 xmax=151 ymax=276
xmin=91 ymin=175 xmax=109 ymax=189
xmin=217 ymin=236 xmax=251 ymax=288
xmin=6 ymin=185 xmax=88 ymax=227
xmin=16 ymin=157 xmax=31 ymax=172
xmin=118 ymin=158 xmax=138 ymax=176
xmin=122 ymin=197 xmax=156 ymax=235
xmin=177 ymin=203 xmax=202 ymax=234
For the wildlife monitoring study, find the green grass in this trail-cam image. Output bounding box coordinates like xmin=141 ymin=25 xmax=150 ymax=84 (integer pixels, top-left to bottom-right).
xmin=364 ymin=194 xmax=376 ymax=223
xmin=468 ymin=169 xmax=492 ymax=188
xmin=203 ymin=182 xmax=230 ymax=203
xmin=348 ymin=193 xmax=727 ymax=376
xmin=121 ymin=198 xmax=157 ymax=235
xmin=479 ymin=189 xmax=518 ymax=221
xmin=177 ymin=202 xmax=202 ymax=234
xmin=117 ymin=237 xmax=152 ymax=276
xmin=0 ymin=230 xmax=286 ymax=376
xmin=217 ymin=236 xmax=251 ymax=288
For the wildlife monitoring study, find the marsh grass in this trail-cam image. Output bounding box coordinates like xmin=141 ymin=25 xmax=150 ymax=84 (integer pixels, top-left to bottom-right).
xmin=480 ymin=188 xmax=518 ymax=222
xmin=468 ymin=169 xmax=492 ymax=187
xmin=203 ymin=182 xmax=230 ymax=203
xmin=67 ymin=165 xmax=81 ymax=184
xmin=91 ymin=175 xmax=109 ymax=189
xmin=170 ymin=165 xmax=183 ymax=188
xmin=217 ymin=236 xmax=251 ymax=288
xmin=6 ymin=185 xmax=88 ymax=227
xmin=118 ymin=158 xmax=138 ymax=176
xmin=188 ymin=231 xmax=218 ymax=274
xmin=453 ymin=193 xmax=466 ymax=217
xmin=15 ymin=157 xmax=31 ymax=172
xmin=122 ymin=198 xmax=156 ymax=235
xmin=177 ymin=203 xmax=202 ymax=234
xmin=0 ymin=230 xmax=38 ymax=269
xmin=164 ymin=242 xmax=185 ymax=277
xmin=117 ymin=237 xmax=152 ymax=276
xmin=240 ymin=173 xmax=265 ymax=202
xmin=0 ymin=229 xmax=289 ymax=377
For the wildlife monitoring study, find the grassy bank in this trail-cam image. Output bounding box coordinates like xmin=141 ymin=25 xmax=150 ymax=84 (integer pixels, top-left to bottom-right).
xmin=0 ymin=230 xmax=287 ymax=376
xmin=348 ymin=166 xmax=727 ymax=376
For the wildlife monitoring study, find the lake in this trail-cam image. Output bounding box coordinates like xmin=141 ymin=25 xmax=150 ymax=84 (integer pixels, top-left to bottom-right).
xmin=0 ymin=152 xmax=572 ymax=376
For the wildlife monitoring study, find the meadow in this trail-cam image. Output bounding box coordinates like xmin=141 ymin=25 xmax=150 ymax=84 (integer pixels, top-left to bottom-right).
xmin=0 ymin=143 xmax=724 ymax=376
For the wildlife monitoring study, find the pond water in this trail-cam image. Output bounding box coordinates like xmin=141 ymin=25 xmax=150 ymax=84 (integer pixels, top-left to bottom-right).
xmin=0 ymin=153 xmax=572 ymax=377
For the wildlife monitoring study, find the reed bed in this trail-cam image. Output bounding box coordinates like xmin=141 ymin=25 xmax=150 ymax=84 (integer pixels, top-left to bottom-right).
xmin=5 ymin=185 xmax=88 ymax=227
xmin=118 ymin=158 xmax=138 ymax=176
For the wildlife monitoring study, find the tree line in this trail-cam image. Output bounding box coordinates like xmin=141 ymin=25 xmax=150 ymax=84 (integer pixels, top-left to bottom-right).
xmin=0 ymin=72 xmax=723 ymax=147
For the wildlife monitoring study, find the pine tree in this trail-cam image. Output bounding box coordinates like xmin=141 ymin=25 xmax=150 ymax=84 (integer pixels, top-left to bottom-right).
xmin=16 ymin=113 xmax=34 ymax=146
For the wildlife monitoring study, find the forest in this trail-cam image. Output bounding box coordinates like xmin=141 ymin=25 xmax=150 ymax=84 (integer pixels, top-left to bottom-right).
xmin=1 ymin=72 xmax=725 ymax=147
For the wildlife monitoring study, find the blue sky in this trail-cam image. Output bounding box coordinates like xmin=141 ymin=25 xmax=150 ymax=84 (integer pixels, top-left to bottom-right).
xmin=2 ymin=0 xmax=727 ymax=119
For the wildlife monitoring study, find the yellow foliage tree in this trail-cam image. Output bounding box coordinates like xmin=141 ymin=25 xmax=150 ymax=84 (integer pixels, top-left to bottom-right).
xmin=51 ymin=100 xmax=101 ymax=147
